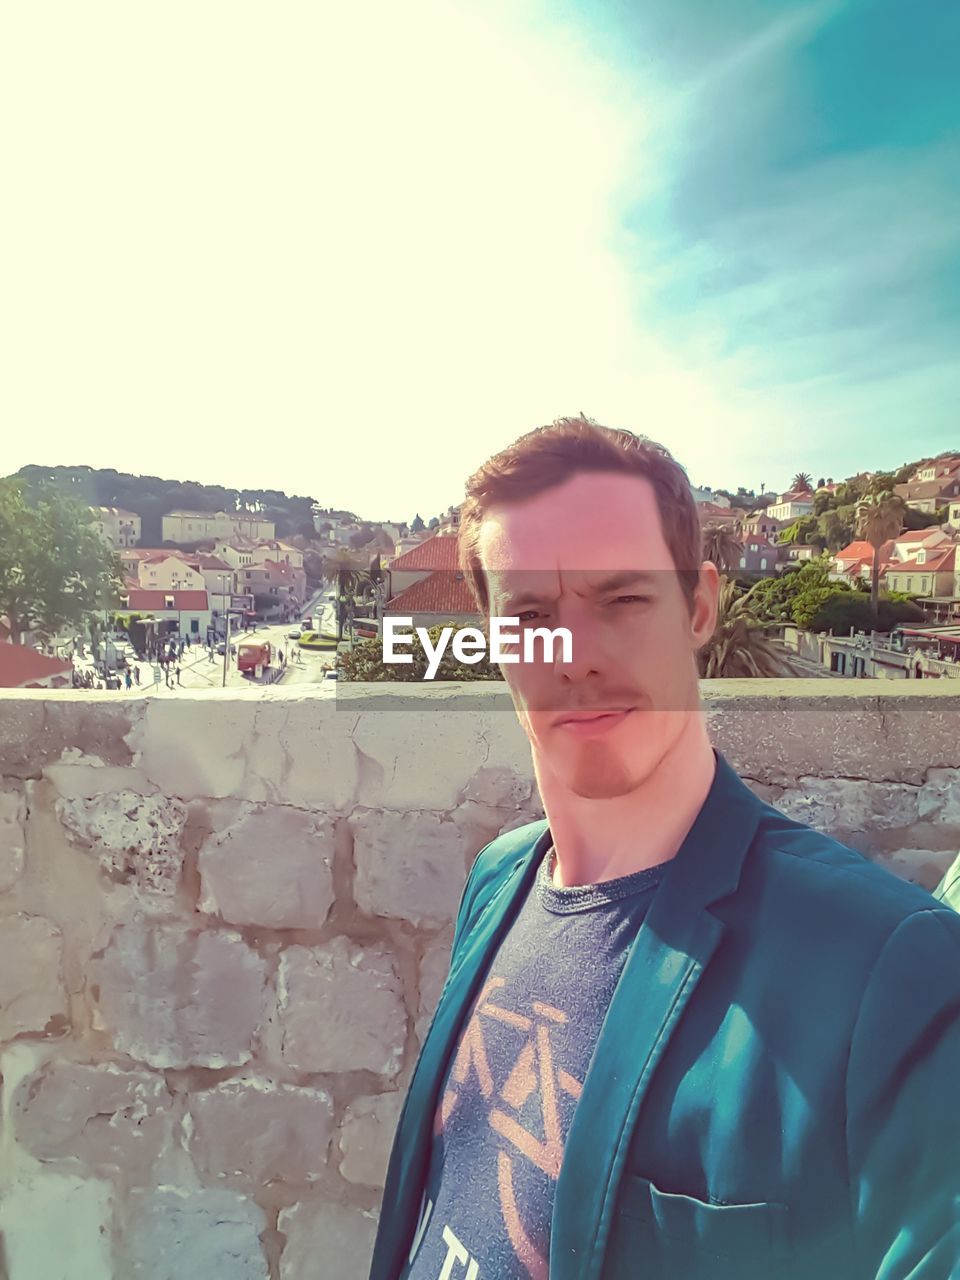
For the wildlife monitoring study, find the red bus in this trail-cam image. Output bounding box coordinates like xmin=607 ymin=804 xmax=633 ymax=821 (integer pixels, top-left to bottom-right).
xmin=237 ymin=640 xmax=271 ymax=674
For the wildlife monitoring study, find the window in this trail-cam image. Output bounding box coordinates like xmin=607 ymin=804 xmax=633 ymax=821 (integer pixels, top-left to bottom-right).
xmin=739 ymin=556 xmax=747 ymax=568
xmin=164 ymin=595 xmax=175 ymax=609
xmin=760 ymin=558 xmax=767 ymax=570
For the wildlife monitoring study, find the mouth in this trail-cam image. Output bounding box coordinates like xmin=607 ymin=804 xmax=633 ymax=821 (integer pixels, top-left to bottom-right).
xmin=553 ymin=708 xmax=635 ymax=736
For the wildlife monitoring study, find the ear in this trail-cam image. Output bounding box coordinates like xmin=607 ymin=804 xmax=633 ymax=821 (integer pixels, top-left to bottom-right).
xmin=690 ymin=560 xmax=720 ymax=646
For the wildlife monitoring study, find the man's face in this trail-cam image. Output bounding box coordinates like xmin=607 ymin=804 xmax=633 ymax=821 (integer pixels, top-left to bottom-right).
xmin=478 ymin=471 xmax=718 ymax=799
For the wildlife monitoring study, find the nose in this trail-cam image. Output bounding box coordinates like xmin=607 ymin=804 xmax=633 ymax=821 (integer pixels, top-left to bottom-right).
xmin=550 ymin=614 xmax=605 ymax=683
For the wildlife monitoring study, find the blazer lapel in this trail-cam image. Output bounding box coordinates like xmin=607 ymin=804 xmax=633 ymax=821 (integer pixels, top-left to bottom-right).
xmin=374 ymin=820 xmax=552 ymax=1280
xmin=549 ymin=751 xmax=765 ymax=1280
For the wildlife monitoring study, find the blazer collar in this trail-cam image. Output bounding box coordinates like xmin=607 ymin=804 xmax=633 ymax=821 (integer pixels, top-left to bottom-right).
xmin=373 ymin=749 xmax=765 ymax=1280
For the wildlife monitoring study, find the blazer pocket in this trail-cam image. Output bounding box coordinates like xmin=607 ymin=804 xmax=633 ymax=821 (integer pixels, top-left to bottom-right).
xmin=613 ymin=1172 xmax=791 ymax=1278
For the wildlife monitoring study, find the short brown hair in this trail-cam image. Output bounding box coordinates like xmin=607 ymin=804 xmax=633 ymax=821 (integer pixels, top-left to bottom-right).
xmin=458 ymin=415 xmax=702 ymax=614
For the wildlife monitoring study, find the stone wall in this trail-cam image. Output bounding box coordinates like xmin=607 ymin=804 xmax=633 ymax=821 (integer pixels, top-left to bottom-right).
xmin=0 ymin=681 xmax=958 ymax=1279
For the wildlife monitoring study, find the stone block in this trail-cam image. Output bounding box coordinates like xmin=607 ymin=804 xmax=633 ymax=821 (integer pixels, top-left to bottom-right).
xmin=338 ymin=1091 xmax=405 ymax=1187
xmin=11 ymin=1059 xmax=173 ymax=1185
xmin=918 ymin=768 xmax=960 ymax=823
xmin=774 ymin=777 xmax=920 ymax=833
xmin=278 ymin=1201 xmax=379 ymax=1280
xmin=198 ymin=805 xmax=335 ymax=929
xmin=187 ymin=1077 xmax=334 ymax=1184
xmin=353 ymin=712 xmax=489 ymax=810
xmin=352 ymin=809 xmax=469 ymax=927
xmin=95 ymin=919 xmax=268 ymax=1069
xmin=462 ymin=766 xmax=532 ymax=808
xmin=250 ymin=698 xmax=360 ymax=810
xmin=0 ymin=913 xmax=68 ymax=1042
xmin=0 ymin=1171 xmax=113 ymax=1280
xmin=277 ymin=938 xmax=406 ymax=1075
xmin=56 ymin=790 xmax=187 ymax=898
xmin=0 ymin=785 xmax=27 ymax=892
xmin=129 ymin=698 xmax=252 ymax=799
xmin=120 ymin=1186 xmax=269 ymax=1280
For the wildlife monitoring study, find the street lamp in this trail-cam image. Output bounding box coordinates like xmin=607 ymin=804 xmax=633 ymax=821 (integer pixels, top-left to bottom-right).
xmin=219 ymin=573 xmax=232 ymax=687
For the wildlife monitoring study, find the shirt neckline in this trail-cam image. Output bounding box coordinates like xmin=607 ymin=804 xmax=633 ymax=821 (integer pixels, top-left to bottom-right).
xmin=535 ymin=842 xmax=667 ymax=914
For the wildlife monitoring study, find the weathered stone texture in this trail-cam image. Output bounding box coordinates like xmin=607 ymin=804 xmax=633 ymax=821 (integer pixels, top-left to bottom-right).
xmin=120 ymin=1186 xmax=269 ymax=1280
xmin=56 ymin=790 xmax=187 ymax=897
xmin=95 ymin=920 xmax=268 ymax=1069
xmin=0 ymin=1171 xmax=114 ymax=1280
xmin=775 ymin=777 xmax=920 ymax=833
xmin=278 ymin=1200 xmax=379 ymax=1280
xmin=0 ymin=913 xmax=68 ymax=1041
xmin=11 ymin=1060 xmax=173 ymax=1184
xmin=338 ymin=1090 xmax=405 ymax=1187
xmin=186 ymin=1077 xmax=335 ymax=1184
xmin=352 ymin=809 xmax=469 ymax=927
xmin=277 ymin=937 xmax=406 ymax=1075
xmin=917 ymin=768 xmax=960 ymax=823
xmin=0 ymin=785 xmax=27 ymax=891
xmin=198 ymin=804 xmax=335 ymax=929
xmin=873 ymin=847 xmax=958 ymax=891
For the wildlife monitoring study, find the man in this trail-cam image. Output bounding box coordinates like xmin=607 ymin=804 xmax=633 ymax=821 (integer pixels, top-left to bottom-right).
xmin=370 ymin=417 xmax=960 ymax=1279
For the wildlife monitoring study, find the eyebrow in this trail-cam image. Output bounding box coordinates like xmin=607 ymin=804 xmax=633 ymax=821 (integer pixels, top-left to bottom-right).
xmin=499 ymin=571 xmax=660 ymax=611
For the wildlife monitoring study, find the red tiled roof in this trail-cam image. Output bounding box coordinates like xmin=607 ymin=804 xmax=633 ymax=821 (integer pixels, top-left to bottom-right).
xmin=388 ymin=534 xmax=461 ymax=572
xmin=194 ymin=555 xmax=232 ymax=570
xmin=894 ymin=529 xmax=949 ymax=544
xmin=834 ymin=541 xmax=877 ymax=562
xmin=0 ymin=644 xmax=72 ymax=688
xmin=121 ymin=590 xmax=209 ymax=609
xmin=886 ymin=546 xmax=957 ymax=574
xmin=384 ymin=571 xmax=478 ymax=616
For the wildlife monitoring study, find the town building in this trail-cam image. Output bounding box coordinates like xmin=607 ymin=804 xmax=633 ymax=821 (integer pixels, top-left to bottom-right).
xmin=765 ymin=491 xmax=815 ymax=521
xmin=90 ymin=507 xmax=141 ymax=549
xmin=734 ymin=535 xmax=782 ymax=575
xmin=690 ymin=485 xmax=731 ymax=508
xmin=0 ymin=644 xmax=73 ymax=689
xmin=161 ymin=510 xmax=276 ymax=544
xmin=739 ymin=511 xmax=785 ymax=541
xmin=383 ymin=531 xmax=480 ymax=629
xmin=894 ymin=456 xmax=960 ymax=513
xmin=117 ymin=589 xmax=212 ymax=638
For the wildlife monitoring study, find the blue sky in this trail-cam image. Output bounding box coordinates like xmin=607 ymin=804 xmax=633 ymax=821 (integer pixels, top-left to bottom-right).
xmin=1 ymin=0 xmax=956 ymax=517
xmin=569 ymin=0 xmax=960 ymax=489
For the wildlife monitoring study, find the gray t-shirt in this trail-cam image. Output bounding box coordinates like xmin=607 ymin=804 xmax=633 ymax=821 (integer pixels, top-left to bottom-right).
xmin=400 ymin=843 xmax=667 ymax=1280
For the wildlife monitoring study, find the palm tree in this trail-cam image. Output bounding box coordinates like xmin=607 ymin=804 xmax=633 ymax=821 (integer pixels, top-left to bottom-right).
xmin=698 ymin=577 xmax=803 ymax=678
xmin=702 ymin=525 xmax=744 ymax=573
xmin=855 ymin=490 xmax=906 ymax=613
xmin=791 ymin=472 xmax=813 ymax=493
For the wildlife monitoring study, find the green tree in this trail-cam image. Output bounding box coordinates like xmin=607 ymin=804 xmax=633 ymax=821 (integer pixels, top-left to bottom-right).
xmin=701 ymin=525 xmax=743 ymax=572
xmin=698 ymin=578 xmax=802 ymax=678
xmin=855 ymin=490 xmax=906 ymax=612
xmin=0 ymin=480 xmax=121 ymax=643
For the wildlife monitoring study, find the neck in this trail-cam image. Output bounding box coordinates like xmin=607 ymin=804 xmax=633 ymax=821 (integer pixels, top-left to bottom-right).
xmin=535 ymin=715 xmax=717 ymax=888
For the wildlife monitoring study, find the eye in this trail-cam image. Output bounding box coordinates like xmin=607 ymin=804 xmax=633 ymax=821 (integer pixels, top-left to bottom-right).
xmin=610 ymin=595 xmax=650 ymax=605
xmin=517 ymin=610 xmax=545 ymax=623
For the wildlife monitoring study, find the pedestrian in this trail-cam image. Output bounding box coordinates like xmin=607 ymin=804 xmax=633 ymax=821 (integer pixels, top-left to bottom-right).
xmin=176 ymin=665 xmax=181 ymax=685
xmin=368 ymin=416 xmax=960 ymax=1280
xmin=124 ymin=669 xmax=132 ymax=690
xmin=134 ymin=665 xmax=141 ymax=686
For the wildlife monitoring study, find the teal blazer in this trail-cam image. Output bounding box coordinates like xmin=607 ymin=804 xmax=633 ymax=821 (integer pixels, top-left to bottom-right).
xmin=370 ymin=752 xmax=960 ymax=1278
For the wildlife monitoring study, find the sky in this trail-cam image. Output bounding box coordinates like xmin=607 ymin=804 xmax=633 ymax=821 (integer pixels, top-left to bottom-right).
xmin=1 ymin=0 xmax=957 ymax=522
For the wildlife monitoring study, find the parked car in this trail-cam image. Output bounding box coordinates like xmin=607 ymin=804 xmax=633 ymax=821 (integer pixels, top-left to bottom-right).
xmin=324 ymin=667 xmax=338 ymax=681
xmin=215 ymin=641 xmax=226 ymax=656
xmin=286 ymin=628 xmax=302 ymax=640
